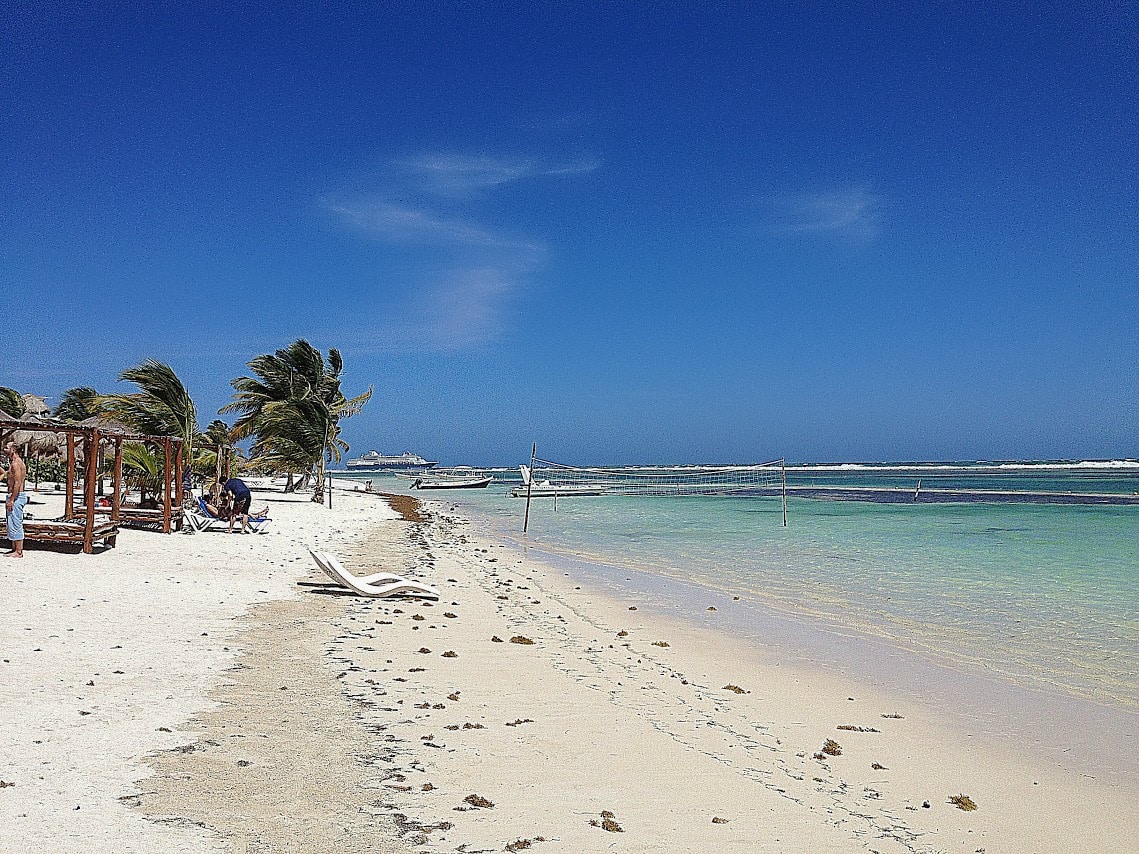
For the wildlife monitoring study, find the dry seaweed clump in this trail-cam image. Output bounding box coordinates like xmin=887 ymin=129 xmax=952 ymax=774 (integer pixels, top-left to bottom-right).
xmin=651 ymin=641 xmax=670 ymax=647
xmin=617 ymin=630 xmax=629 ymax=637
xmin=506 ymin=838 xmax=546 ymax=852
xmin=838 ymin=725 xmax=880 ymax=732
xmin=949 ymin=793 xmax=978 ymax=811
xmin=442 ymin=650 xmax=458 ymax=658
xmin=510 ymin=635 xmax=535 ymax=645
xmin=723 ymin=684 xmax=746 ymax=694
xmin=589 ymin=810 xmax=624 ymax=832
xmin=821 ymin=738 xmax=843 ymax=756
xmin=711 ymin=816 xmax=730 ymax=824
xmin=464 ymin=793 xmax=494 ymax=809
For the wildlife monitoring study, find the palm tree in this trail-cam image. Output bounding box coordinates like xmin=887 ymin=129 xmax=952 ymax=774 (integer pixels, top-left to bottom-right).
xmin=0 ymin=386 xmax=24 ymax=418
xmin=54 ymin=387 xmax=101 ymax=422
xmin=221 ymin=340 xmax=371 ymax=501
xmin=98 ymin=360 xmax=199 ymax=466
xmin=195 ymin=419 xmax=236 ymax=482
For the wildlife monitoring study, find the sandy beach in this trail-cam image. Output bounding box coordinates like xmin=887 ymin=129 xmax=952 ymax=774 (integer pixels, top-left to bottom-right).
xmin=2 ymin=483 xmax=1136 ymax=853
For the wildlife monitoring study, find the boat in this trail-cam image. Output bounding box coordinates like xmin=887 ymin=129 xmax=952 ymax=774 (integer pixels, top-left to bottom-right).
xmin=508 ymin=465 xmax=611 ymax=497
xmin=345 ymin=450 xmax=437 ymax=471
xmin=397 ymin=468 xmax=493 ymax=490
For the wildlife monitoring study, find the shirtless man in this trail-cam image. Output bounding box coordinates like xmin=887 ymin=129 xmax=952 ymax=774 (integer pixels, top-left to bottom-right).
xmin=3 ymin=441 xmax=27 ymax=558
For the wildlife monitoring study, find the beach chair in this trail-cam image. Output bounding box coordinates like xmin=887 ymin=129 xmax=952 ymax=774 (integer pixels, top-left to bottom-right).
xmin=307 ymin=548 xmax=440 ymax=599
xmin=186 ymin=497 xmax=271 ymax=534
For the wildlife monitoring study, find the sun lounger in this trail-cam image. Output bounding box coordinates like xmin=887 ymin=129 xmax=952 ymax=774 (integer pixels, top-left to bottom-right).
xmin=310 ymin=550 xmax=406 ymax=587
xmin=186 ymin=497 xmax=271 ymax=534
xmin=307 ymin=548 xmax=440 ymax=599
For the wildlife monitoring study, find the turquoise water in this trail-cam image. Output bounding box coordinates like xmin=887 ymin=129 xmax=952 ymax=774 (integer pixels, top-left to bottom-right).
xmin=344 ymin=467 xmax=1139 ymax=710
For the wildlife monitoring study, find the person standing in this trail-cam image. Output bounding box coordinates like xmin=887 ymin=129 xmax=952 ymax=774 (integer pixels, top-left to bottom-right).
xmin=221 ymin=476 xmax=252 ymax=533
xmin=3 ymin=441 xmax=27 ymax=557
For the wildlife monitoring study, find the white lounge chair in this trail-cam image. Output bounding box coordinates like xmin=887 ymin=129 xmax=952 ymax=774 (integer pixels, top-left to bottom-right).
xmin=307 ymin=548 xmax=440 ymax=599
xmin=186 ymin=497 xmax=271 ymax=534
xmin=312 ymin=550 xmax=407 ymax=587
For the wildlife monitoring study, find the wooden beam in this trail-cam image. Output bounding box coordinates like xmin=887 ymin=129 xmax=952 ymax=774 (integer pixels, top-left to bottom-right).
xmin=83 ymin=430 xmax=98 ymax=553
xmin=174 ymin=440 xmax=185 ymax=532
xmin=112 ymin=438 xmax=123 ymax=522
xmin=65 ymin=433 xmax=76 ymax=520
xmin=162 ymin=438 xmax=172 ymax=534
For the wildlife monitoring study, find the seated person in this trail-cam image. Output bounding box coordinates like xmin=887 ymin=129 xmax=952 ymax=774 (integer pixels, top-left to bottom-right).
xmin=202 ymin=491 xmax=230 ymax=519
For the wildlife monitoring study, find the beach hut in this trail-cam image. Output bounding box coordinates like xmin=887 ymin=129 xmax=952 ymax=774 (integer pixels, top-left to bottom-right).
xmin=0 ymin=417 xmax=186 ymax=552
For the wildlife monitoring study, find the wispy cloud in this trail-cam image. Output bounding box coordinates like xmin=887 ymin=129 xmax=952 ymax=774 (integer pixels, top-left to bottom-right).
xmin=328 ymin=201 xmax=542 ymax=258
xmin=395 ymin=153 xmax=599 ymax=196
xmin=415 ymin=267 xmax=517 ymax=348
xmin=770 ymin=187 xmax=882 ymax=242
xmin=326 ymin=149 xmax=592 ymax=350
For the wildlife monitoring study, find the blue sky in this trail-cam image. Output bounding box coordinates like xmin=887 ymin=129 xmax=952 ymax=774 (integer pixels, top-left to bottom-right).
xmin=2 ymin=3 xmax=1136 ymax=465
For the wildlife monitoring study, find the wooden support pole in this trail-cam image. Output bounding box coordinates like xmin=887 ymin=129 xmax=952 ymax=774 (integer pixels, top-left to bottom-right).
xmin=523 ymin=443 xmax=536 ymax=534
xmin=175 ymin=440 xmax=184 ymax=531
xmin=112 ymin=439 xmax=123 ymax=522
xmin=84 ymin=430 xmax=98 ymax=553
xmin=781 ymin=458 xmax=788 ymax=528
xmin=162 ymin=438 xmax=172 ymax=534
xmin=65 ymin=433 xmax=76 ymax=520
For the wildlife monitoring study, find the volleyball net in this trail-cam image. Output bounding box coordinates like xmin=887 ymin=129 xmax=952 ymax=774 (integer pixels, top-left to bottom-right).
xmin=516 ymin=457 xmax=786 ymax=497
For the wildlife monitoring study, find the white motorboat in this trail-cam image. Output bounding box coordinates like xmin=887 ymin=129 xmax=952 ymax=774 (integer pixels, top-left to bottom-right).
xmin=398 ymin=467 xmax=493 ymax=490
xmin=508 ymin=465 xmax=611 ymax=497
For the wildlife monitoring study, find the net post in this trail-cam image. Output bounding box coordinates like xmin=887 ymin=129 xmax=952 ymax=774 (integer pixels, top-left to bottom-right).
xmin=781 ymin=458 xmax=787 ymax=527
xmin=523 ymin=442 xmax=536 ymax=533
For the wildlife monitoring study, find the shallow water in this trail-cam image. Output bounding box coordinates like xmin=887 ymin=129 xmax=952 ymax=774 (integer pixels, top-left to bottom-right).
xmin=341 ymin=465 xmax=1139 ymax=714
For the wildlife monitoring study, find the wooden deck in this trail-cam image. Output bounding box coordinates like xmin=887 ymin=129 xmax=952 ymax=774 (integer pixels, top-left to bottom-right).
xmin=1 ymin=519 xmax=119 ymax=550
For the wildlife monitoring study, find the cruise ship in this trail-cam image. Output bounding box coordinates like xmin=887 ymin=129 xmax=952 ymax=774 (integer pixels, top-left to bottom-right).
xmin=345 ymin=450 xmax=438 ymax=471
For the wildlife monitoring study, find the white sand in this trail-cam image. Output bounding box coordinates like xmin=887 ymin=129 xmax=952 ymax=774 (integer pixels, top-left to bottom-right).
xmin=3 ymin=483 xmax=1135 ymax=853
xmin=0 ymin=484 xmax=402 ymax=852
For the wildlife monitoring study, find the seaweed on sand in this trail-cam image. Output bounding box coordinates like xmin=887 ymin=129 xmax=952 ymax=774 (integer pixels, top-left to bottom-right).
xmin=589 ymin=810 xmax=623 ymax=832
xmin=949 ymin=794 xmax=978 ymax=811
xmin=821 ymin=739 xmax=842 ymax=756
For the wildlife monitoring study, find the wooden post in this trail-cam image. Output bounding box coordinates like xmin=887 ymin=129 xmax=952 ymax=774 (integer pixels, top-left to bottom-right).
xmin=112 ymin=438 xmax=123 ymax=522
xmin=175 ymin=440 xmax=184 ymax=531
xmin=162 ymin=438 xmax=172 ymax=533
xmin=781 ymin=458 xmax=788 ymax=528
xmin=84 ymin=429 xmax=98 ymax=553
xmin=65 ymin=433 xmax=76 ymax=520
xmin=523 ymin=443 xmax=536 ymax=534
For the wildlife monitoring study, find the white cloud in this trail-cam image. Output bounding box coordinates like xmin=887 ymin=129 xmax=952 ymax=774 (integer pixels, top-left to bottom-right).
xmin=772 ymin=188 xmax=882 ymax=242
xmin=327 ymin=148 xmax=593 ymax=351
xmin=395 ymin=153 xmax=599 ymax=196
xmin=328 ymin=201 xmax=541 ymax=258
xmin=415 ymin=267 xmax=517 ymax=348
